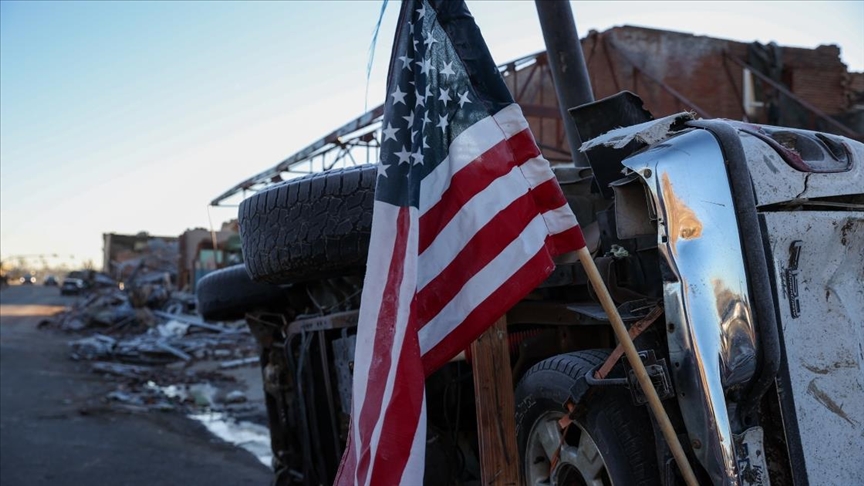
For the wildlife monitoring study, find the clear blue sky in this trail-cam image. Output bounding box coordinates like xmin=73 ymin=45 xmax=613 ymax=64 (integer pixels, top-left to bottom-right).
xmin=2 ymin=1 xmax=862 ymax=269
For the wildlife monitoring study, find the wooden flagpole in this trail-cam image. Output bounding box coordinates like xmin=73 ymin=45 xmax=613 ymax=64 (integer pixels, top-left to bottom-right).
xmin=576 ymin=247 xmax=699 ymax=486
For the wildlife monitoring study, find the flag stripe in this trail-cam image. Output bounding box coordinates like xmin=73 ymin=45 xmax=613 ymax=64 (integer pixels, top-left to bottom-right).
xmin=548 ymin=224 xmax=587 ymax=255
xmin=349 ymin=204 xmax=400 ymax=379
xmin=368 ymin=320 xmax=425 ymax=485
xmin=416 ymin=178 xmax=566 ymax=325
xmin=418 ymin=128 xmax=539 ymax=253
xmin=335 ymin=426 xmax=357 ymax=486
xmin=354 ymin=206 xmax=411 ymax=486
xmin=417 ymin=214 xmax=550 ymax=354
xmin=342 ymin=202 xmax=402 ymax=485
xmin=519 ymin=154 xmax=563 ymax=188
xmin=361 ymin=206 xmax=420 ymax=485
xmin=417 ymin=165 xmax=569 ymax=291
xmin=419 ymin=103 xmax=529 ymax=214
xmin=421 ymin=243 xmax=556 ymax=375
xmin=543 ymin=203 xmax=586 ymax=241
xmin=417 ymin=165 xmax=531 ymax=290
xmin=397 ymin=392 xmax=427 ymax=485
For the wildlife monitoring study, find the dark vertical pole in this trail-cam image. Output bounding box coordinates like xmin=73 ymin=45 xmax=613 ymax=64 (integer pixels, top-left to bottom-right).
xmin=535 ymin=0 xmax=594 ymax=167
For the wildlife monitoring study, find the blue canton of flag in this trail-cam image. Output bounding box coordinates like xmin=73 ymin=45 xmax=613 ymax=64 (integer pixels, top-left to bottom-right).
xmin=374 ymin=0 xmax=498 ymax=207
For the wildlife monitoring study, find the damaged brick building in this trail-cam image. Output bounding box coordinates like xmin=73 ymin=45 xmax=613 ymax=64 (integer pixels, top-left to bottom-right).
xmin=501 ymin=25 xmax=863 ymax=161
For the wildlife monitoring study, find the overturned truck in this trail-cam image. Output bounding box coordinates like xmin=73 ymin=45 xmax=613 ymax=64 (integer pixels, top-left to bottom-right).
xmin=198 ymin=5 xmax=863 ymax=485
xmin=199 ymin=100 xmax=863 ymax=485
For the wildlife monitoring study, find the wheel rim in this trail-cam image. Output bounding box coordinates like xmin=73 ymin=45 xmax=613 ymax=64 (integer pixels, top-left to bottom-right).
xmin=525 ymin=411 xmax=611 ymax=486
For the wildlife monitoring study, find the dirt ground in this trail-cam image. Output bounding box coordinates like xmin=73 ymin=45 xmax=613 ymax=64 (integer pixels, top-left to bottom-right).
xmin=0 ymin=285 xmax=272 ymax=486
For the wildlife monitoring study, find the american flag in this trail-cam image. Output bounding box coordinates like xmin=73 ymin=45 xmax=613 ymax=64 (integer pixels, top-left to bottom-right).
xmin=335 ymin=0 xmax=585 ymax=483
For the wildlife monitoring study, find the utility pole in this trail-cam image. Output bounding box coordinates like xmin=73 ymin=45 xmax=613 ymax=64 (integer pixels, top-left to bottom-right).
xmin=534 ymin=1 xmax=595 ymax=167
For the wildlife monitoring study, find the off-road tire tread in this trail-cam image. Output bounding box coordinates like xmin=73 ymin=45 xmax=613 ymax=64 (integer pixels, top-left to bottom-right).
xmin=195 ymin=264 xmax=287 ymax=321
xmin=239 ymin=165 xmax=376 ymax=284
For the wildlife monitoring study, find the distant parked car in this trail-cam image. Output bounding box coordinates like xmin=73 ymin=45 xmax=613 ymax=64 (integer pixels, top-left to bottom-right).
xmin=19 ymin=273 xmax=36 ymax=285
xmin=60 ymin=278 xmax=85 ymax=296
xmin=43 ymin=275 xmax=59 ymax=286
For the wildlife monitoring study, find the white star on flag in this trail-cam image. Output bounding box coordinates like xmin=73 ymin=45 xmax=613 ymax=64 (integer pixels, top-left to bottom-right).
xmin=436 ymin=114 xmax=449 ymax=133
xmin=376 ymin=160 xmax=390 ymax=178
xmin=398 ymin=54 xmax=413 ymax=70
xmin=440 ymin=61 xmax=456 ymax=78
xmin=402 ymin=109 xmax=415 ymax=127
xmin=383 ymin=122 xmax=400 ymax=142
xmin=410 ymin=148 xmax=423 ymax=165
xmin=438 ymin=88 xmax=453 ymax=108
xmin=458 ymin=90 xmax=471 ymax=108
xmin=417 ymin=57 xmax=434 ymax=74
xmin=391 ymin=86 xmax=407 ymax=105
xmin=423 ymin=32 xmax=438 ymax=48
xmin=438 ymin=87 xmax=451 ymax=106
xmin=395 ymin=145 xmax=412 ymax=165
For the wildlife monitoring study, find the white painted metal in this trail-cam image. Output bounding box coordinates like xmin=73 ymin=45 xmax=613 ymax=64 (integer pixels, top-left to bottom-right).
xmin=739 ymin=131 xmax=864 ymax=208
xmin=762 ymin=211 xmax=864 ymax=484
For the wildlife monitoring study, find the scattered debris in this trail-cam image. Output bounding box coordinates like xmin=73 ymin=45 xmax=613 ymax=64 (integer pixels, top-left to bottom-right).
xmin=41 ymin=288 xmax=145 ymax=334
xmin=40 ymin=282 xmax=263 ymax=423
xmin=68 ymin=322 xmax=257 ymax=365
xmin=223 ymin=390 xmax=248 ymax=404
xmin=220 ymin=357 xmax=260 ymax=370
xmin=152 ymin=310 xmax=233 ymax=333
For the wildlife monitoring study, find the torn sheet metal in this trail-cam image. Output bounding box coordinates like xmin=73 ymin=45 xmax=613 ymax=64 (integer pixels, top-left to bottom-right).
xmin=580 ymin=112 xmax=695 ymax=151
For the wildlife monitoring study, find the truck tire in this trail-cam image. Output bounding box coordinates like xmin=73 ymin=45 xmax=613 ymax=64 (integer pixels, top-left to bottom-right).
xmin=515 ymin=350 xmax=660 ymax=485
xmin=239 ymin=165 xmax=376 ymax=284
xmin=195 ymin=264 xmax=288 ymax=321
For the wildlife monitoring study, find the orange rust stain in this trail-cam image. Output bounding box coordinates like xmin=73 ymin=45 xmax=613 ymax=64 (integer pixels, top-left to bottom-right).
xmin=662 ymin=173 xmax=703 ymax=244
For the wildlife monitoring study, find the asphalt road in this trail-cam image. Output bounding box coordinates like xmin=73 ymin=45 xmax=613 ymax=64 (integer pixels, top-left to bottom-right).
xmin=0 ymin=285 xmax=273 ymax=486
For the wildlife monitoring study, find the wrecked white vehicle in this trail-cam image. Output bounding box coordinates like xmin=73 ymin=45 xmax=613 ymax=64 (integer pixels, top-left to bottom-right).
xmin=566 ymin=93 xmax=864 ymax=485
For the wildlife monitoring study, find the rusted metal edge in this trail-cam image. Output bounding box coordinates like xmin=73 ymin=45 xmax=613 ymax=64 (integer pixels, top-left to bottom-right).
xmin=594 ymin=305 xmax=664 ymax=379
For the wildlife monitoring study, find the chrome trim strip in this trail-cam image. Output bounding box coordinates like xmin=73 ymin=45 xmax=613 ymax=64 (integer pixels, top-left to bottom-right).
xmin=623 ymin=129 xmax=758 ymax=485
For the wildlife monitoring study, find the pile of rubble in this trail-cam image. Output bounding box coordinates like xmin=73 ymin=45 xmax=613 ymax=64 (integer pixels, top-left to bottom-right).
xmin=86 ymin=362 xmax=244 ymax=414
xmin=39 ymin=284 xmax=261 ymax=417
xmin=43 ymin=288 xmax=147 ymax=333
xmin=66 ymin=313 xmax=257 ymax=366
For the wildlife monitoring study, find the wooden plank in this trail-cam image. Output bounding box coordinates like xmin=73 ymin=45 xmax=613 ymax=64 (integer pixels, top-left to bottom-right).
xmin=471 ymin=316 xmax=521 ymax=485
